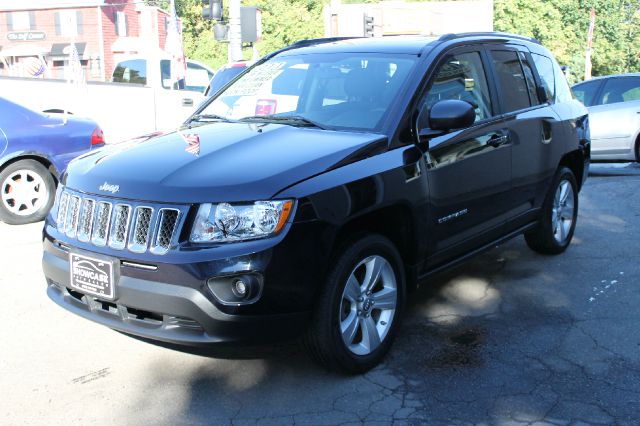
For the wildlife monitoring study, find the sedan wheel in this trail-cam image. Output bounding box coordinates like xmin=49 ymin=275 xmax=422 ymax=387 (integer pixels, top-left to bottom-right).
xmin=0 ymin=160 xmax=56 ymax=225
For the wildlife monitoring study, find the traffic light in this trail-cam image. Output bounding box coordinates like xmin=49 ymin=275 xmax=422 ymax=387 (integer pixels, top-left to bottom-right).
xmin=363 ymin=14 xmax=374 ymax=37
xmin=203 ymin=0 xmax=223 ymax=21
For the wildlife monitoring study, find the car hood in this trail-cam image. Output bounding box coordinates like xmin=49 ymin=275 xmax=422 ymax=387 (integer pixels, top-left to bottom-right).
xmin=64 ymin=122 xmax=387 ymax=203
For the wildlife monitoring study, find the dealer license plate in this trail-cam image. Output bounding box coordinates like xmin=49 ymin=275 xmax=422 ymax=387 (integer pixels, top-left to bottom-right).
xmin=69 ymin=253 xmax=115 ymax=300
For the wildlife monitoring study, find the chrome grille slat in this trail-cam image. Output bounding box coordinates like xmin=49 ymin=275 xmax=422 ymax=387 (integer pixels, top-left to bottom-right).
xmin=128 ymin=207 xmax=153 ymax=253
xmin=55 ymin=190 xmax=181 ymax=255
xmin=77 ymin=199 xmax=95 ymax=243
xmin=151 ymin=209 xmax=180 ymax=255
xmin=56 ymin=192 xmax=70 ymax=232
xmin=64 ymin=195 xmax=81 ymax=238
xmin=92 ymin=202 xmax=112 ymax=247
xmin=108 ymin=204 xmax=132 ymax=250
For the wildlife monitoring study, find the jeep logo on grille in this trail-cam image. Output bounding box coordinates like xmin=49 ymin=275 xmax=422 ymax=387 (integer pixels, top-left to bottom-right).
xmin=99 ymin=182 xmax=120 ymax=194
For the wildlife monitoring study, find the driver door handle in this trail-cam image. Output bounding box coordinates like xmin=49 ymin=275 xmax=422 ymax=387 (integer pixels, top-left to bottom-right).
xmin=487 ymin=132 xmax=509 ymax=148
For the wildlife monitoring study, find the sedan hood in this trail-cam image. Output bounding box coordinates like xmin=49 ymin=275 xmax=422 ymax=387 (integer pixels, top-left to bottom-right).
xmin=65 ymin=122 xmax=386 ymax=203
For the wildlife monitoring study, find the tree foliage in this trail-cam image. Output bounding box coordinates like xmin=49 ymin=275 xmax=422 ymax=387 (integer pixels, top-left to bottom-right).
xmin=495 ymin=0 xmax=640 ymax=83
xmin=147 ymin=0 xmax=323 ymax=70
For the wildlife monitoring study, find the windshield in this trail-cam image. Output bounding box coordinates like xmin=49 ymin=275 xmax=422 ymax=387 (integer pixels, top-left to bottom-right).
xmin=199 ymin=52 xmax=418 ymax=131
xmin=207 ymin=66 xmax=247 ymax=97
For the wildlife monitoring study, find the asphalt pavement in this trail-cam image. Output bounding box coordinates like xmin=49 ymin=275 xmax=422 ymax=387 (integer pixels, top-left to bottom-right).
xmin=1 ymin=163 xmax=639 ymax=425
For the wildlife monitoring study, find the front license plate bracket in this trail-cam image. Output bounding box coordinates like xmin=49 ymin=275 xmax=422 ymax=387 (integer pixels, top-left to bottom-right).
xmin=69 ymin=253 xmax=115 ymax=300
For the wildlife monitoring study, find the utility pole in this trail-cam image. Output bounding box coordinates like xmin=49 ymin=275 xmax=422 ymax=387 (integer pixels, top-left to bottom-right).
xmin=584 ymin=8 xmax=596 ymax=81
xmin=228 ymin=0 xmax=242 ymax=62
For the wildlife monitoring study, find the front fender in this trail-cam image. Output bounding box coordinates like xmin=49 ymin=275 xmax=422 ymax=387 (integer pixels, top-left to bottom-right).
xmin=275 ymin=145 xmax=430 ymax=265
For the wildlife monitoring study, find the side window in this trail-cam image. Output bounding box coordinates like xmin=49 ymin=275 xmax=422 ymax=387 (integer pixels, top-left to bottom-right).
xmin=572 ymin=80 xmax=601 ymax=107
xmin=184 ymin=62 xmax=214 ymax=93
xmin=489 ymin=50 xmax=531 ymax=112
xmin=160 ymin=60 xmax=171 ymax=89
xmin=421 ymin=51 xmax=492 ymax=128
xmin=600 ymin=77 xmax=640 ymax=105
xmin=112 ymin=59 xmax=147 ymax=85
xmin=531 ymin=54 xmax=555 ymax=103
xmin=518 ymin=52 xmax=540 ymax=105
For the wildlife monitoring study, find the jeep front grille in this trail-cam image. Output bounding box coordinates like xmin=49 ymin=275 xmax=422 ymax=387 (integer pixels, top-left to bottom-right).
xmin=55 ymin=190 xmax=183 ymax=255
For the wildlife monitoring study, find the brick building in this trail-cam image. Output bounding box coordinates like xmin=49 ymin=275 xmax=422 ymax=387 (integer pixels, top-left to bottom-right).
xmin=0 ymin=0 xmax=175 ymax=82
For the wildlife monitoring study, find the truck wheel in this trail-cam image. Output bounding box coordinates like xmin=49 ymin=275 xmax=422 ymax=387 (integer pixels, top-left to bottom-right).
xmin=0 ymin=159 xmax=56 ymax=225
xmin=305 ymin=234 xmax=405 ymax=374
xmin=525 ymin=166 xmax=578 ymax=255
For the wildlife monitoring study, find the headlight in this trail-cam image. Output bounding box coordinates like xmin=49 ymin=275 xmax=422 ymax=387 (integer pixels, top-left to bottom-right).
xmin=190 ymin=200 xmax=294 ymax=243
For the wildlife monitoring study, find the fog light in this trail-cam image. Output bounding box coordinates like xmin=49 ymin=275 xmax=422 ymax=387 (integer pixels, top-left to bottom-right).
xmin=207 ymin=273 xmax=263 ymax=306
xmin=232 ymin=279 xmax=248 ymax=297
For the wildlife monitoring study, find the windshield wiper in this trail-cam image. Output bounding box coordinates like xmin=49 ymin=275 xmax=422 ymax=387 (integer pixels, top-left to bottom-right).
xmin=189 ymin=113 xmax=234 ymax=123
xmin=239 ymin=115 xmax=326 ymax=130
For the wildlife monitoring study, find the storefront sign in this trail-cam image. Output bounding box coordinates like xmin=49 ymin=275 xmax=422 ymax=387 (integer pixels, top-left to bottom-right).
xmin=7 ymin=32 xmax=47 ymax=42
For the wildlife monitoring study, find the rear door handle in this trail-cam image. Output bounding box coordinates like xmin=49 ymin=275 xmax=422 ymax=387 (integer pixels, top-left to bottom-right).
xmin=487 ymin=133 xmax=509 ymax=148
xmin=182 ymin=98 xmax=194 ymax=107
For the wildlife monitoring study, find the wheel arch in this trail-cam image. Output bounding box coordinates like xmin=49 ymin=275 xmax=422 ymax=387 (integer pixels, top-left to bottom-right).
xmin=0 ymin=154 xmax=60 ymax=184
xmin=331 ymin=204 xmax=419 ymax=289
xmin=558 ymin=149 xmax=585 ymax=191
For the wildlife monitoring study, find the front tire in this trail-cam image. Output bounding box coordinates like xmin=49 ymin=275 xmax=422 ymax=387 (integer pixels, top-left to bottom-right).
xmin=305 ymin=234 xmax=406 ymax=374
xmin=0 ymin=159 xmax=56 ymax=225
xmin=525 ymin=166 xmax=578 ymax=255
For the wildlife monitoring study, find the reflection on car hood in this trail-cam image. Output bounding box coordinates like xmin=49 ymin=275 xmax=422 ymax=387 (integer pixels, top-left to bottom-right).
xmin=64 ymin=122 xmax=387 ymax=203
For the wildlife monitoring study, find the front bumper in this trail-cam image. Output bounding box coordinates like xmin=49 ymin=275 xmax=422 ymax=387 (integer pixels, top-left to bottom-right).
xmin=42 ymin=222 xmax=326 ymax=346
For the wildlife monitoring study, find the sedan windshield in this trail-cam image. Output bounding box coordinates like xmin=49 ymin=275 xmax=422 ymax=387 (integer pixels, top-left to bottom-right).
xmin=199 ymin=52 xmax=418 ymax=131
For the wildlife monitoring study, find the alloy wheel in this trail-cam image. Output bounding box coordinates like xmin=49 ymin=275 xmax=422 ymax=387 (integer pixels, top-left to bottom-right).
xmin=551 ymin=179 xmax=575 ymax=244
xmin=339 ymin=255 xmax=398 ymax=356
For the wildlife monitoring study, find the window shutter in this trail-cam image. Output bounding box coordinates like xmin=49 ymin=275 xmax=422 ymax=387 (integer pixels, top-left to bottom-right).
xmin=7 ymin=13 xmax=13 ymax=31
xmin=77 ymin=11 xmax=83 ymax=35
xmin=55 ymin=12 xmax=61 ymax=35
xmin=29 ymin=11 xmax=36 ymax=30
xmin=124 ymin=14 xmax=128 ymax=36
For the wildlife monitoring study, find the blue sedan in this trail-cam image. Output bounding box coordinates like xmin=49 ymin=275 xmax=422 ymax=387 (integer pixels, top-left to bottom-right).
xmin=0 ymin=97 xmax=105 ymax=224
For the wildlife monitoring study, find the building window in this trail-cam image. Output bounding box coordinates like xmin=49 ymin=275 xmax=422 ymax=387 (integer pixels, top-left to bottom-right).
xmin=55 ymin=10 xmax=83 ymax=36
xmin=8 ymin=11 xmax=35 ymax=31
xmin=116 ymin=11 xmax=128 ymax=36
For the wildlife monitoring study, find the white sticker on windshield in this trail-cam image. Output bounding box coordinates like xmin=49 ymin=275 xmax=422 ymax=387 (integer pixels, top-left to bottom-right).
xmin=224 ymin=62 xmax=285 ymax=96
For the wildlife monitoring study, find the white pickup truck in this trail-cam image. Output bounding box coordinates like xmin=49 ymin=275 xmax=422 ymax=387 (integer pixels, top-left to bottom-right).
xmin=0 ymin=56 xmax=213 ymax=142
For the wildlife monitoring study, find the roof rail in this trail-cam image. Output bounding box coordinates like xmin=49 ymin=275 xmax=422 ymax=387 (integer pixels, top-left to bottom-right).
xmin=438 ymin=32 xmax=541 ymax=45
xmin=288 ymin=37 xmax=362 ymax=49
xmin=260 ymin=37 xmax=362 ymax=61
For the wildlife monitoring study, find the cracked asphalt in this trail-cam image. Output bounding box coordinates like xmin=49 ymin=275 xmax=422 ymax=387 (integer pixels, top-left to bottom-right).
xmin=1 ymin=163 xmax=639 ymax=425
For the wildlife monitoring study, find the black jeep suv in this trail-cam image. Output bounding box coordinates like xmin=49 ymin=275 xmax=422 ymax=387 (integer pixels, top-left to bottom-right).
xmin=43 ymin=33 xmax=590 ymax=373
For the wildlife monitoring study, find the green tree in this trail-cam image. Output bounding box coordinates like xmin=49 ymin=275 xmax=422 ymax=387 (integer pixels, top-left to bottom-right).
xmin=495 ymin=0 xmax=640 ymax=83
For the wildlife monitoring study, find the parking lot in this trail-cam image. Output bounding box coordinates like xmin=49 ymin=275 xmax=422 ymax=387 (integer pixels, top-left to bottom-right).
xmin=1 ymin=163 xmax=639 ymax=425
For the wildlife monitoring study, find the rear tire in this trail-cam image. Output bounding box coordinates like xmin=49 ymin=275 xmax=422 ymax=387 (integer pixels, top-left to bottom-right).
xmin=0 ymin=159 xmax=56 ymax=225
xmin=305 ymin=234 xmax=406 ymax=374
xmin=525 ymin=166 xmax=578 ymax=255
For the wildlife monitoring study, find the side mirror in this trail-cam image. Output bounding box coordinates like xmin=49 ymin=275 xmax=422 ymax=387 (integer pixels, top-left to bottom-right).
xmin=418 ymin=99 xmax=476 ymax=145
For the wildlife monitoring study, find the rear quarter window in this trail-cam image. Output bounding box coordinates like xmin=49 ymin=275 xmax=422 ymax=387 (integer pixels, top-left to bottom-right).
xmin=531 ymin=53 xmax=555 ymax=103
xmin=552 ymin=58 xmax=573 ymax=103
